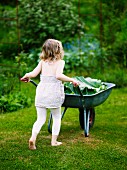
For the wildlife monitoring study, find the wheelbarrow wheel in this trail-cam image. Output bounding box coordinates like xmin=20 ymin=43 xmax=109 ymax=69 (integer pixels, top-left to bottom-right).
xmin=79 ymin=108 xmax=95 ymax=130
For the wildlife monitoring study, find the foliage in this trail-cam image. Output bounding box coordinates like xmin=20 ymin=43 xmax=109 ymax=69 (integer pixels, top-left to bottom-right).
xmin=0 ymin=91 xmax=32 ymax=113
xmin=0 ymin=48 xmax=39 ymax=97
xmin=0 ymin=75 xmax=35 ymax=113
xmin=73 ymin=0 xmax=127 ymax=68
xmin=0 ymin=5 xmax=18 ymax=59
xmin=16 ymin=35 xmax=109 ymax=76
xmin=63 ymin=35 xmax=109 ymax=73
xmin=0 ymin=44 xmax=18 ymax=60
xmin=0 ymin=64 xmax=20 ymax=96
xmin=95 ymin=0 xmax=127 ymax=67
xmin=0 ymin=0 xmax=16 ymax=7
xmin=15 ymin=48 xmax=41 ymax=76
xmin=91 ymin=66 xmax=127 ymax=88
xmin=19 ymin=0 xmax=85 ymax=49
xmin=64 ymin=76 xmax=107 ymax=95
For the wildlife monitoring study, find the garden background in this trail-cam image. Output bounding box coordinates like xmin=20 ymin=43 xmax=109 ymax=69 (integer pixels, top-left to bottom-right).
xmin=0 ymin=0 xmax=127 ymax=170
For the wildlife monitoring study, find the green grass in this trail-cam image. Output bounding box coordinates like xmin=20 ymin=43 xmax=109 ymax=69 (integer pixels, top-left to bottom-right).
xmin=0 ymin=85 xmax=127 ymax=170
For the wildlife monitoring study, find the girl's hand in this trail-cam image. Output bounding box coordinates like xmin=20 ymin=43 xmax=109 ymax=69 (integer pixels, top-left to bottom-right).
xmin=20 ymin=77 xmax=29 ymax=82
xmin=72 ymin=79 xmax=79 ymax=87
xmin=20 ymin=74 xmax=30 ymax=83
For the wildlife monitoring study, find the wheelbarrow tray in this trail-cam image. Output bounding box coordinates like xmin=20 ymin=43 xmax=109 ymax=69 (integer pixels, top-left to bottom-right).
xmin=62 ymin=82 xmax=115 ymax=109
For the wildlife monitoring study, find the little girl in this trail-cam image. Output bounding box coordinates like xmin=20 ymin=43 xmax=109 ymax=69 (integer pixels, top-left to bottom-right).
xmin=21 ymin=39 xmax=79 ymax=150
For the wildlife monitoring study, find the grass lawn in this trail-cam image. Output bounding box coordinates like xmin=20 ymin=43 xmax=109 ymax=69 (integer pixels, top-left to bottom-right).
xmin=0 ymin=84 xmax=127 ymax=170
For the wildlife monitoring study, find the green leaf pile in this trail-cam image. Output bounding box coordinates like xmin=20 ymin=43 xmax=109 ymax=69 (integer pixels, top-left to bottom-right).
xmin=64 ymin=76 xmax=107 ymax=95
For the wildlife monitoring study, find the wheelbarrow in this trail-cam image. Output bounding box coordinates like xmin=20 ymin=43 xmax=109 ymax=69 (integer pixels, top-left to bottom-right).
xmin=29 ymin=79 xmax=115 ymax=137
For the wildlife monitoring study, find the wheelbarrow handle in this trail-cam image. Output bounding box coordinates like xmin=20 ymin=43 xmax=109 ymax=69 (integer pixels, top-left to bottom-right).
xmin=77 ymin=86 xmax=84 ymax=97
xmin=76 ymin=86 xmax=86 ymax=108
xmin=30 ymin=79 xmax=38 ymax=87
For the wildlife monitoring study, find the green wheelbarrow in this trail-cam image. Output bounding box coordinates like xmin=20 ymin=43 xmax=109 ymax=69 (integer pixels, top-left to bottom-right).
xmin=30 ymin=80 xmax=115 ymax=137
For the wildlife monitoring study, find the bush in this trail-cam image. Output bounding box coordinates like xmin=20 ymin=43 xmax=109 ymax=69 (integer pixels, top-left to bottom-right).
xmin=90 ymin=65 xmax=127 ymax=88
xmin=0 ymin=5 xmax=19 ymax=59
xmin=15 ymin=48 xmax=41 ymax=76
xmin=0 ymin=64 xmax=20 ymax=96
xmin=0 ymin=91 xmax=32 ymax=113
xmin=63 ymin=36 xmax=109 ymax=74
xmin=0 ymin=48 xmax=40 ymax=97
xmin=0 ymin=44 xmax=18 ymax=60
xmin=19 ymin=0 xmax=84 ymax=49
xmin=96 ymin=1 xmax=127 ymax=67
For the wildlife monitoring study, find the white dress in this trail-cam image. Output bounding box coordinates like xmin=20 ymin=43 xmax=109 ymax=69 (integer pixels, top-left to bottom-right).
xmin=35 ymin=75 xmax=65 ymax=108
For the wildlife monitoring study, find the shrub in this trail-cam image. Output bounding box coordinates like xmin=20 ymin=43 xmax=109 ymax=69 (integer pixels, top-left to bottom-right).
xmin=0 ymin=91 xmax=32 ymax=113
xmin=0 ymin=5 xmax=18 ymax=59
xmin=19 ymin=0 xmax=84 ymax=49
xmin=15 ymin=48 xmax=41 ymax=76
xmin=63 ymin=36 xmax=109 ymax=74
xmin=0 ymin=64 xmax=20 ymax=96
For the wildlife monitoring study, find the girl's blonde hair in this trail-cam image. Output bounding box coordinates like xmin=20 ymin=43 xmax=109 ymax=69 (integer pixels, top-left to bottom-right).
xmin=40 ymin=39 xmax=64 ymax=61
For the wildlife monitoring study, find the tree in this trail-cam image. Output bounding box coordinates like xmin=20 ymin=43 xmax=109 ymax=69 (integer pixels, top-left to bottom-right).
xmin=19 ymin=0 xmax=84 ymax=49
xmin=95 ymin=0 xmax=127 ymax=67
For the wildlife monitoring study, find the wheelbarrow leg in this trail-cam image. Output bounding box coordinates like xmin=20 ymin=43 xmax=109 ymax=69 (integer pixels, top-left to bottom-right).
xmin=84 ymin=108 xmax=90 ymax=137
xmin=48 ymin=113 xmax=52 ymax=133
xmin=48 ymin=107 xmax=68 ymax=133
xmin=61 ymin=107 xmax=68 ymax=119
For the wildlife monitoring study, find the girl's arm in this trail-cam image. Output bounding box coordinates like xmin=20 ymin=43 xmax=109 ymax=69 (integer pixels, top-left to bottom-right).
xmin=21 ymin=60 xmax=42 ymax=80
xmin=56 ymin=60 xmax=79 ymax=86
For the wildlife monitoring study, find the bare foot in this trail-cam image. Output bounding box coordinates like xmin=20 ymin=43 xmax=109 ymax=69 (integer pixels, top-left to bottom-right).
xmin=29 ymin=140 xmax=36 ymax=150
